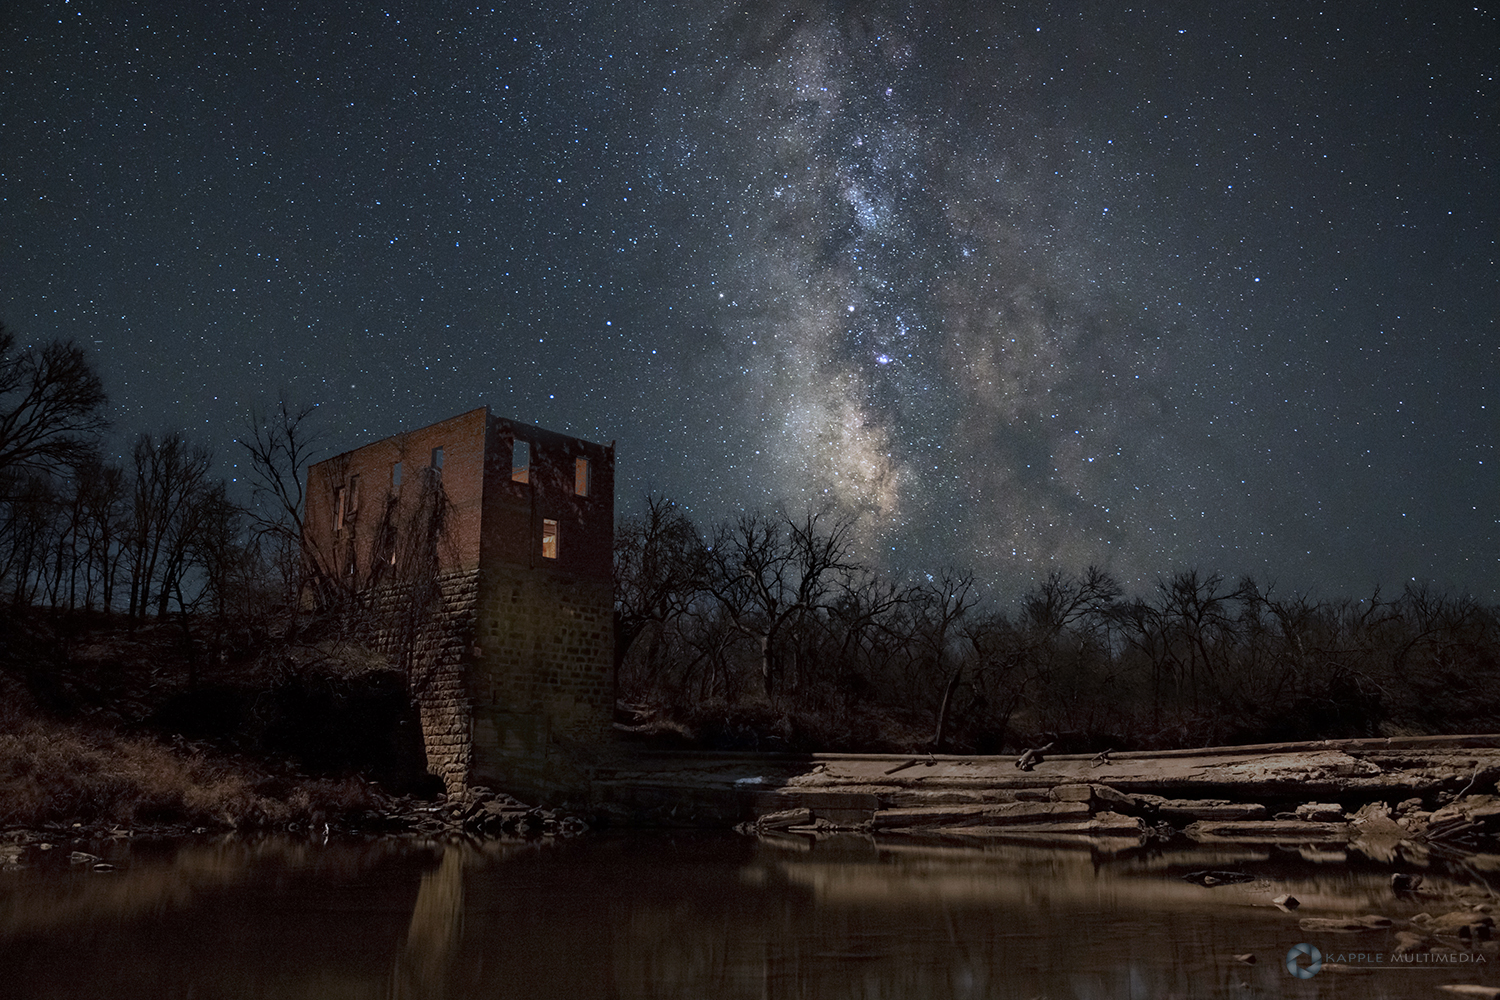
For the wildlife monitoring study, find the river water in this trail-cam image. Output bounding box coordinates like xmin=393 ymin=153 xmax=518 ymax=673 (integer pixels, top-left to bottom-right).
xmin=1 ymin=831 xmax=1495 ymax=999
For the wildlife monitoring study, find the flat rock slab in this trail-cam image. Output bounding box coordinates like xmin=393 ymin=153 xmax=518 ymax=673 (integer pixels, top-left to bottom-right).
xmin=602 ymin=739 xmax=1500 ymax=830
xmin=755 ymin=808 xmax=813 ymax=830
xmin=1198 ymin=751 xmax=1385 ymax=785
xmin=919 ymin=812 xmax=1147 ymax=841
xmin=1296 ymin=802 xmax=1347 ymax=822
xmin=1185 ymin=819 xmax=1351 ymax=843
xmin=752 ymin=791 xmax=881 ymax=813
xmin=1299 ymin=915 xmax=1393 ymax=932
xmin=1051 ymin=784 xmax=1094 ymax=802
xmin=880 ymin=789 xmax=1051 ymax=807
xmin=786 ymin=747 xmax=1500 ymax=798
xmin=1157 ymin=801 xmax=1269 ymax=821
xmin=873 ymin=801 xmax=1089 ymax=830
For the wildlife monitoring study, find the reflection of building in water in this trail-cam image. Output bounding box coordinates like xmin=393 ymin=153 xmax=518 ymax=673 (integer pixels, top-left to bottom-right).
xmin=391 ymin=848 xmax=465 ymax=999
xmin=304 ymin=408 xmax=615 ymax=796
xmin=2 ymin=834 xmax=1469 ymax=999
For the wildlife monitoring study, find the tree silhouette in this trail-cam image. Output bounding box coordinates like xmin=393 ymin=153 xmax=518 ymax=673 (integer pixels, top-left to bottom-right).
xmin=0 ymin=325 xmax=107 ymax=492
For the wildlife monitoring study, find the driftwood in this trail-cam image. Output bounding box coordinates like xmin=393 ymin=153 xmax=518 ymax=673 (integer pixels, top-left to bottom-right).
xmin=883 ymin=756 xmax=936 ymax=776
xmin=1014 ymin=742 xmax=1054 ymax=772
xmin=754 ymin=808 xmax=813 ymax=831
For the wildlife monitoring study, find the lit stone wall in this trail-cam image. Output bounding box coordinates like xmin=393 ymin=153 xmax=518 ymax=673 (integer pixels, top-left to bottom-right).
xmin=468 ymin=566 xmax=614 ymax=799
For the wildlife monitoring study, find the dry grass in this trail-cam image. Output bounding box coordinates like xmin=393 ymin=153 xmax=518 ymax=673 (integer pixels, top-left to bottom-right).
xmin=0 ymin=709 xmax=384 ymax=830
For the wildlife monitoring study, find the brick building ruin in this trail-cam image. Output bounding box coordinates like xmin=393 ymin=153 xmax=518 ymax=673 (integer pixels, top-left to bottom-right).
xmin=303 ymin=407 xmax=615 ymax=796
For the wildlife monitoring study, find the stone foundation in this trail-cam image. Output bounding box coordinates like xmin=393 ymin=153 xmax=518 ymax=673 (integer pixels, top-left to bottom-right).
xmin=343 ymin=563 xmax=615 ymax=799
xmin=467 ymin=566 xmax=614 ymax=800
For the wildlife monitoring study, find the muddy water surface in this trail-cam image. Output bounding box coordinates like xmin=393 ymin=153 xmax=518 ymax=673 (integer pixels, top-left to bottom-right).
xmin=0 ymin=831 xmax=1495 ymax=999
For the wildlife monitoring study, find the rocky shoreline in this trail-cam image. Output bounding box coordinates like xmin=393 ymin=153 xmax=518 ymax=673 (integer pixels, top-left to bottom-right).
xmin=8 ymin=734 xmax=1500 ymax=860
xmin=0 ymin=783 xmax=593 ymax=860
xmin=742 ymin=782 xmax=1500 ymax=859
xmin=594 ymin=734 xmax=1500 ymax=860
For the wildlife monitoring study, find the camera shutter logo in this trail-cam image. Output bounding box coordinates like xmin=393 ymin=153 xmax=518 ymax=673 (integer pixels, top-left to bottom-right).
xmin=1285 ymin=942 xmax=1323 ymax=979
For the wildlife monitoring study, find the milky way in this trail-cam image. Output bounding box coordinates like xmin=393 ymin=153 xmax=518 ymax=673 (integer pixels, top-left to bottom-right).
xmin=2 ymin=1 xmax=1495 ymax=598
xmin=628 ymin=2 xmax=1495 ymax=591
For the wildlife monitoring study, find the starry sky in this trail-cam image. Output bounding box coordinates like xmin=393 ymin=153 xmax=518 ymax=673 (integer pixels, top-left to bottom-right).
xmin=3 ymin=2 xmax=1496 ymax=600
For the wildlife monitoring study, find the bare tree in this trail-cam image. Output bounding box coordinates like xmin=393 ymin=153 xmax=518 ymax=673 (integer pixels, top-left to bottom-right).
xmin=73 ymin=454 xmax=129 ymax=611
xmin=704 ymin=507 xmax=859 ymax=701
xmin=1155 ymin=569 xmax=1242 ymax=712
xmin=961 ymin=610 xmax=1033 ymax=751
xmin=0 ymin=470 xmax=62 ymax=605
xmin=825 ymin=567 xmax=912 ymax=711
xmin=1013 ymin=567 xmax=1123 ymax=743
xmin=1024 ymin=566 xmax=1122 ymax=634
xmin=613 ymin=494 xmax=706 ymax=700
xmin=190 ymin=479 xmax=264 ymax=623
xmin=124 ymin=432 xmax=214 ymax=621
xmin=0 ymin=325 xmax=108 ymax=490
xmin=916 ymin=569 xmax=980 ymax=750
xmin=237 ymin=398 xmax=325 ymax=606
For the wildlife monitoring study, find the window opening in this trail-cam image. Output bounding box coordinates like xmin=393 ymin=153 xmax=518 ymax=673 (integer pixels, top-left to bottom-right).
xmin=542 ymin=519 xmax=558 ymax=559
xmin=347 ymin=474 xmax=360 ymax=513
xmin=512 ymin=440 xmax=530 ymax=483
xmin=575 ymin=457 xmax=590 ymax=496
xmin=334 ymin=487 xmax=346 ymax=533
xmin=391 ymin=461 xmax=402 ymax=487
xmin=430 ymin=447 xmax=444 ymax=475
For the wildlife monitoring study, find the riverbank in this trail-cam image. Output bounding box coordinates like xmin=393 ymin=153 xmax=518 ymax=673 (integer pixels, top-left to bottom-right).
xmin=0 ymin=712 xmax=594 ymax=846
xmin=8 ymin=705 xmax=1500 ymax=856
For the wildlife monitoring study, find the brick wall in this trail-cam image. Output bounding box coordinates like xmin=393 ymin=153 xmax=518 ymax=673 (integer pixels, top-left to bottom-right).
xmin=466 ymin=562 xmax=614 ymax=799
xmin=481 ymin=415 xmax=614 ymax=580
xmin=306 ymin=407 xmax=488 ymax=582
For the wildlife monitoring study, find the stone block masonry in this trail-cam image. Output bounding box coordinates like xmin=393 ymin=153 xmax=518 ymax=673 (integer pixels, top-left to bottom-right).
xmin=468 ymin=567 xmax=614 ymax=796
xmin=349 ymin=569 xmax=480 ymax=795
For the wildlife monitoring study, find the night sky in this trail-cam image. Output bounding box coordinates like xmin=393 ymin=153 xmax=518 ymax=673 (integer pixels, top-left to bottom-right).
xmin=3 ymin=2 xmax=1496 ymax=600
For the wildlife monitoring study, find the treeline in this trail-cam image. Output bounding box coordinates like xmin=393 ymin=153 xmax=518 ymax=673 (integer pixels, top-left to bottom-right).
xmin=615 ymin=497 xmax=1500 ymax=752
xmin=0 ymin=323 xmax=477 ymax=635
xmin=0 ymin=430 xmax=271 ymax=620
xmin=0 ymin=326 xmax=296 ymax=624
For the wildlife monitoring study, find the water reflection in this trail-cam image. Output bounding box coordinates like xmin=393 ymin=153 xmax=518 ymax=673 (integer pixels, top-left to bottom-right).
xmin=393 ymin=846 xmax=465 ymax=999
xmin=1 ymin=832 xmax=1495 ymax=999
